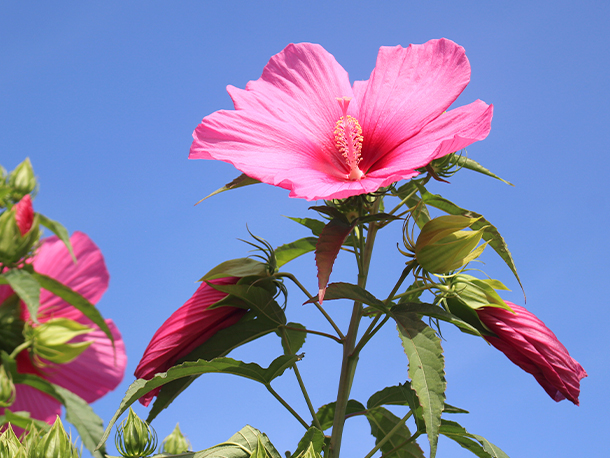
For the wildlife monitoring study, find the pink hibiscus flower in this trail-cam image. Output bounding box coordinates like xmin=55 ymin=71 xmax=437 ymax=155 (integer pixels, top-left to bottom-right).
xmin=477 ymin=302 xmax=587 ymax=405
xmin=135 ymin=277 xmax=246 ymax=406
xmin=190 ymin=38 xmax=493 ymax=201
xmin=0 ymin=232 xmax=127 ymax=425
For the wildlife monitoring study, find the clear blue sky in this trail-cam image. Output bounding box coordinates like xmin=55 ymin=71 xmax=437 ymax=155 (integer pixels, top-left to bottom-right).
xmin=2 ymin=2 xmax=609 ymax=457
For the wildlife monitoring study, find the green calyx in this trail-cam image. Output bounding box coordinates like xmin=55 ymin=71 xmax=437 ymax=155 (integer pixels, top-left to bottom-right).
xmin=0 ymin=210 xmax=40 ymax=268
xmin=32 ymin=417 xmax=80 ymax=458
xmin=161 ymin=423 xmax=191 ymax=454
xmin=26 ymin=318 xmax=93 ymax=365
xmin=115 ymin=407 xmax=158 ymax=458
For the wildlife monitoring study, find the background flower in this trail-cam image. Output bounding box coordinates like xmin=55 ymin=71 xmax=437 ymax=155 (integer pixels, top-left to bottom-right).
xmin=0 ymin=232 xmax=127 ymax=425
xmin=476 ymin=302 xmax=587 ymax=405
xmin=190 ymin=39 xmax=493 ymax=201
xmin=135 ymin=277 xmax=246 ymax=406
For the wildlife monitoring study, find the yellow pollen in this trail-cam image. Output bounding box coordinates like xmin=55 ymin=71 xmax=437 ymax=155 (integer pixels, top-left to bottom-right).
xmin=334 ymin=97 xmax=364 ymax=181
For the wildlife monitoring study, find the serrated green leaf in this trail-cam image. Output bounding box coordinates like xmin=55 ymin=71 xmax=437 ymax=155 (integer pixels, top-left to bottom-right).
xmin=305 ymin=282 xmax=387 ymax=311
xmin=420 ymin=191 xmax=523 ymax=294
xmin=394 ymin=313 xmax=446 ymax=458
xmin=99 ymin=356 xmax=297 ymax=448
xmin=195 ymin=173 xmax=261 ymax=205
xmin=275 ymin=237 xmax=318 ymax=268
xmin=314 ymin=400 xmax=365 ymax=431
xmin=31 ymin=271 xmax=114 ymax=344
xmin=277 ymin=323 xmax=307 ymax=355
xmin=365 ymin=406 xmax=425 ymax=458
xmin=453 ymin=156 xmax=514 ymax=186
xmin=1 ymin=269 xmax=40 ymax=323
xmin=37 ymin=213 xmax=75 ymax=262
xmin=392 ymin=302 xmax=482 ymax=336
xmin=209 ymin=283 xmax=285 ymax=325
xmin=292 ymin=427 xmax=325 ymax=458
xmin=180 ymin=426 xmax=281 ymax=458
xmin=201 ymin=258 xmax=268 ymax=281
xmin=148 ymin=314 xmax=278 ymax=422
xmin=287 ymin=217 xmax=326 ymax=237
xmin=367 ymin=383 xmax=425 ymax=432
xmin=440 ymin=419 xmax=509 ymax=458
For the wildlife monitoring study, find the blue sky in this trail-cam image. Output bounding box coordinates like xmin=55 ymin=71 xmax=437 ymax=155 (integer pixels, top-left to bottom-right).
xmin=1 ymin=1 xmax=609 ymax=457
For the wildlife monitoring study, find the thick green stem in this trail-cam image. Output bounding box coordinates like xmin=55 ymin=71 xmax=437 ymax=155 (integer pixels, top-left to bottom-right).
xmin=328 ymin=198 xmax=381 ymax=458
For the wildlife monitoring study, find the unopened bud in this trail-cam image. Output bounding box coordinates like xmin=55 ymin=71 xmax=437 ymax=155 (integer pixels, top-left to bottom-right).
xmin=0 ymin=366 xmax=16 ymax=407
xmin=0 ymin=200 xmax=40 ymax=266
xmin=161 ymin=423 xmax=191 ymax=454
xmin=414 ymin=215 xmax=488 ymax=274
xmin=27 ymin=318 xmax=93 ymax=365
xmin=8 ymin=158 xmax=36 ymax=196
xmin=115 ymin=408 xmax=157 ymax=458
xmin=33 ymin=416 xmax=80 ymax=458
xmin=0 ymin=424 xmax=25 ymax=458
xmin=13 ymin=195 xmax=34 ymax=236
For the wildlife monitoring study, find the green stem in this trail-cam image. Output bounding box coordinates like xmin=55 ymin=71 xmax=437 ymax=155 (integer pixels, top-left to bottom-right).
xmin=265 ymin=384 xmax=310 ymax=429
xmin=379 ymin=431 xmax=421 ymax=458
xmin=278 ymin=272 xmax=345 ymax=340
xmin=279 ymin=327 xmax=323 ymax=431
xmin=362 ymin=411 xmax=413 ymax=458
xmin=9 ymin=341 xmax=31 ymax=360
xmin=329 ymin=197 xmax=381 ymax=458
xmin=283 ymin=325 xmax=343 ymax=344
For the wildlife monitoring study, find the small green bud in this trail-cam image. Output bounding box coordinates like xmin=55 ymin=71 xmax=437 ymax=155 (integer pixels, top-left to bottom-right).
xmin=26 ymin=318 xmax=93 ymax=365
xmin=161 ymin=423 xmax=191 ymax=454
xmin=32 ymin=416 xmax=80 ymax=458
xmin=115 ymin=408 xmax=157 ymax=458
xmin=0 ymin=424 xmax=25 ymax=458
xmin=0 ymin=365 xmax=16 ymax=407
xmin=8 ymin=158 xmax=36 ymax=196
xmin=414 ymin=215 xmax=488 ymax=274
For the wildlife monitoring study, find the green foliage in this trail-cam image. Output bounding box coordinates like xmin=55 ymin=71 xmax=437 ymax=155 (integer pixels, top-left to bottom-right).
xmin=440 ymin=420 xmax=509 ymax=458
xmin=0 ymin=269 xmax=40 ymax=323
xmin=392 ymin=302 xmax=482 ymax=337
xmin=277 ymin=323 xmax=307 ymax=356
xmin=200 ymin=258 xmax=268 ymax=281
xmin=314 ymin=400 xmax=365 ymax=431
xmin=307 ymin=282 xmax=387 ymax=312
xmin=365 ymin=406 xmax=425 ymax=458
xmin=275 ymin=237 xmax=318 ymax=268
xmin=195 ymin=173 xmax=261 ymax=204
xmin=451 ymin=156 xmax=514 ymax=186
xmin=394 ymin=313 xmax=446 ymax=458
xmin=292 ymin=428 xmax=325 ymax=458
xmin=37 ymin=213 xmax=76 ymax=262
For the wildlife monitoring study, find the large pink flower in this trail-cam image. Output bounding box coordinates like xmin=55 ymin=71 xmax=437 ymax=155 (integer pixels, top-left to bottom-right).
xmin=0 ymin=232 xmax=127 ymax=425
xmin=135 ymin=277 xmax=246 ymax=406
xmin=476 ymin=302 xmax=587 ymax=405
xmin=190 ymin=39 xmax=493 ymax=201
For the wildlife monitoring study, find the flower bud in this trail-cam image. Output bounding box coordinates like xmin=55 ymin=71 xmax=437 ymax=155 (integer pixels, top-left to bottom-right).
xmin=0 ymin=424 xmax=25 ymax=458
xmin=161 ymin=423 xmax=191 ymax=454
xmin=115 ymin=407 xmax=157 ymax=458
xmin=32 ymin=416 xmax=80 ymax=458
xmin=0 ymin=365 xmax=16 ymax=407
xmin=26 ymin=318 xmax=93 ymax=365
xmin=0 ymin=198 xmax=40 ymax=266
xmin=8 ymin=158 xmax=36 ymax=196
xmin=13 ymin=195 xmax=34 ymax=236
xmin=414 ymin=215 xmax=488 ymax=274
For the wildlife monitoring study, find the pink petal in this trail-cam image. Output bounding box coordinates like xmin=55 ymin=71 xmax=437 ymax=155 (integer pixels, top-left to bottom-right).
xmin=1 ymin=384 xmax=61 ymax=435
xmin=32 ymin=232 xmax=109 ymax=323
xmin=14 ymin=195 xmax=34 ymax=236
xmin=135 ymin=277 xmax=246 ymax=406
xmin=356 ymin=39 xmax=472 ymax=171
xmin=37 ymin=319 xmax=126 ymax=403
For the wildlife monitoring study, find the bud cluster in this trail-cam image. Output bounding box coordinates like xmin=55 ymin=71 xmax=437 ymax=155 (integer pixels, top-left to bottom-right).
xmin=0 ymin=417 xmax=80 ymax=458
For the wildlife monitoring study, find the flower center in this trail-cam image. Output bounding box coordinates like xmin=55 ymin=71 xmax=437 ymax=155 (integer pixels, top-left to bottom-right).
xmin=334 ymin=97 xmax=364 ymax=180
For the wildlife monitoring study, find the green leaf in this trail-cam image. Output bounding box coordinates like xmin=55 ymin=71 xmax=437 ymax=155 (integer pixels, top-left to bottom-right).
xmin=314 ymin=399 xmax=365 ymax=431
xmin=392 ymin=302 xmax=482 ymax=336
xmin=201 ymin=258 xmax=268 ymax=281
xmin=440 ymin=420 xmax=509 ymax=458
xmin=394 ymin=182 xmax=431 ymax=229
xmin=275 ymin=237 xmax=318 ymax=268
xmin=355 ymin=213 xmax=401 ymax=225
xmin=292 ymin=427 xmax=325 ymax=458
xmin=393 ymin=313 xmax=446 ymax=458
xmin=195 ymin=173 xmax=261 ymax=205
xmin=1 ymin=269 xmax=40 ymax=323
xmin=420 ymin=190 xmax=523 ymax=294
xmin=315 ymin=219 xmax=355 ymax=303
xmin=31 ymin=271 xmax=114 ymax=344
xmin=287 ymin=217 xmax=326 ymax=237
xmin=37 ymin=213 xmax=76 ymax=262
xmin=0 ymin=410 xmax=51 ymax=433
xmin=209 ymin=283 xmax=286 ymax=325
xmin=452 ymin=156 xmax=514 ymax=186
xmin=365 ymin=406 xmax=425 ymax=458
xmin=308 ymin=205 xmax=349 ymax=223
xmin=305 ymin=282 xmax=387 ymax=311
xmin=367 ymin=383 xmax=425 ymax=432
xmin=148 ymin=313 xmax=278 ymax=422
xmin=99 ymin=356 xmax=298 ymax=448
xmin=277 ymin=323 xmax=307 ymax=355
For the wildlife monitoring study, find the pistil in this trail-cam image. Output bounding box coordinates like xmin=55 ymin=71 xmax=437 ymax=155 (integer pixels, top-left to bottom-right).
xmin=334 ymin=97 xmax=364 ymax=180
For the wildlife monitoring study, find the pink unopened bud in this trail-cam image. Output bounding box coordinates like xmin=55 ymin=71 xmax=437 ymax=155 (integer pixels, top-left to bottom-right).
xmin=14 ymin=195 xmax=34 ymax=236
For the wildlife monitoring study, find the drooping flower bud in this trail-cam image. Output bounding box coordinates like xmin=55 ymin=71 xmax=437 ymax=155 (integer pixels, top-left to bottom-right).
xmin=32 ymin=416 xmax=80 ymax=458
xmin=13 ymin=195 xmax=34 ymax=236
xmin=8 ymin=158 xmax=36 ymax=196
xmin=161 ymin=423 xmax=191 ymax=454
xmin=0 ymin=365 xmax=16 ymax=408
xmin=115 ymin=407 xmax=157 ymax=458
xmin=26 ymin=318 xmax=93 ymax=365
xmin=0 ymin=424 xmax=25 ymax=458
xmin=414 ymin=215 xmax=488 ymax=274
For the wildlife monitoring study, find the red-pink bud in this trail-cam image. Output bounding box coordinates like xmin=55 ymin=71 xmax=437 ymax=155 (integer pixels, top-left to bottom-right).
xmin=14 ymin=195 xmax=34 ymax=236
xmin=476 ymin=302 xmax=587 ymax=405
